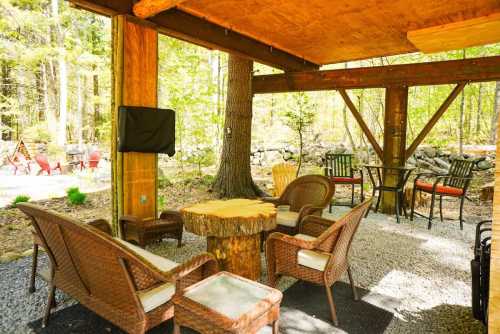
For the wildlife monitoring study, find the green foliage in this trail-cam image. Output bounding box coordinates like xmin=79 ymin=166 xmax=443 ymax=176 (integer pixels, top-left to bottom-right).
xmin=66 ymin=187 xmax=80 ymax=196
xmin=158 ymin=176 xmax=172 ymax=189
xmin=66 ymin=187 xmax=86 ymax=205
xmin=12 ymin=195 xmax=30 ymax=207
xmin=200 ymin=174 xmax=215 ymax=187
xmin=158 ymin=195 xmax=166 ymax=210
xmin=182 ymin=145 xmax=216 ymax=176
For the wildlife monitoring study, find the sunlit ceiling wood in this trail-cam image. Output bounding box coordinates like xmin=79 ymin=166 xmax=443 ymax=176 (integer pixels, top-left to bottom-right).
xmin=177 ymin=0 xmax=500 ymax=64
xmin=133 ymin=0 xmax=188 ymax=19
xmin=408 ymin=12 xmax=500 ymax=53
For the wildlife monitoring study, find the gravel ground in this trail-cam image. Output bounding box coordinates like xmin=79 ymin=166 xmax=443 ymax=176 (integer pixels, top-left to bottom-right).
xmin=0 ymin=204 xmax=487 ymax=333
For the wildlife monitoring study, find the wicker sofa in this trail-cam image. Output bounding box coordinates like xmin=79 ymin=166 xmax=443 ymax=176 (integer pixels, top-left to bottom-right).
xmin=17 ymin=203 xmax=218 ymax=334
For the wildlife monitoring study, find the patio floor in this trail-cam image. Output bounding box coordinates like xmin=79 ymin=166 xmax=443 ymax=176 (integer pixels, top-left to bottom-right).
xmin=0 ymin=206 xmax=486 ymax=333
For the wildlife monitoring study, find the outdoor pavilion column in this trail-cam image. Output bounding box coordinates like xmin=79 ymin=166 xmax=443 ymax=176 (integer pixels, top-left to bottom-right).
xmin=380 ymin=85 xmax=408 ymax=214
xmin=111 ymin=15 xmax=158 ymax=233
xmin=489 ymin=112 xmax=500 ymax=332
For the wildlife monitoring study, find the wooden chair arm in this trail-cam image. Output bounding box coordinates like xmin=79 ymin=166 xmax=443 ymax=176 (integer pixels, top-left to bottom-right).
xmin=88 ymin=219 xmax=112 ymax=235
xmin=159 ymin=210 xmax=183 ymax=225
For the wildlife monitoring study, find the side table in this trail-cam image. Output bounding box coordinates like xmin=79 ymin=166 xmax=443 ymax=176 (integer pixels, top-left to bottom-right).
xmin=173 ymin=271 xmax=282 ymax=334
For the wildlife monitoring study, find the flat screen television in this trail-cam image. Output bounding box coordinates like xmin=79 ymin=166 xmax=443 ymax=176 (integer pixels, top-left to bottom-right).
xmin=118 ymin=106 xmax=175 ymax=156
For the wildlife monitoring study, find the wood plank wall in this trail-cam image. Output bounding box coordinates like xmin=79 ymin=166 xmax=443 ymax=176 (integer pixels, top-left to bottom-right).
xmin=112 ymin=15 xmax=158 ymax=231
xmin=489 ymin=119 xmax=500 ymax=332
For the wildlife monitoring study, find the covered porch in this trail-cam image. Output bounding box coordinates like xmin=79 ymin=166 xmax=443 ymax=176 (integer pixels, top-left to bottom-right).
xmin=3 ymin=0 xmax=500 ymax=333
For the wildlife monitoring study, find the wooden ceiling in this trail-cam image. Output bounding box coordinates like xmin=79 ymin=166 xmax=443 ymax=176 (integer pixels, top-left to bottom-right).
xmin=176 ymin=0 xmax=500 ymax=64
xmin=70 ymin=0 xmax=500 ymax=69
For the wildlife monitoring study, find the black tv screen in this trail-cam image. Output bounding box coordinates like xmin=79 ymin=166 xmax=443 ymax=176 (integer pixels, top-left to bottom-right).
xmin=118 ymin=106 xmax=175 ymax=155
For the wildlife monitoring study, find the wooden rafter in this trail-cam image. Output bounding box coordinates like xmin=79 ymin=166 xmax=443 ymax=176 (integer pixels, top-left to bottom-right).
xmin=67 ymin=0 xmax=319 ymax=71
xmin=133 ymin=0 xmax=188 ymax=19
xmin=338 ymin=89 xmax=383 ymax=160
xmin=252 ymin=56 xmax=500 ymax=93
xmin=405 ymin=82 xmax=467 ymax=159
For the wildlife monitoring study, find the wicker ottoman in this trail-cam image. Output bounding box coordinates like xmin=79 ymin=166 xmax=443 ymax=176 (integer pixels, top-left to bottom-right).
xmin=172 ymin=271 xmax=282 ymax=334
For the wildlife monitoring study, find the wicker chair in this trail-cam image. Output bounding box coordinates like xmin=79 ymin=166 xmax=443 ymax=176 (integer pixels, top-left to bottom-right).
xmin=410 ymin=159 xmax=474 ymax=230
xmin=265 ymin=199 xmax=372 ymax=326
xmin=17 ymin=203 xmax=218 ymax=333
xmin=262 ymin=174 xmax=335 ymax=236
xmin=272 ymin=162 xmax=297 ymax=196
xmin=120 ymin=210 xmax=184 ymax=248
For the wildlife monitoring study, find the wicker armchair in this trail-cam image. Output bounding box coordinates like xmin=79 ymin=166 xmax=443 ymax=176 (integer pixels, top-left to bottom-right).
xmin=265 ymin=199 xmax=372 ymax=326
xmin=262 ymin=174 xmax=335 ymax=235
xmin=120 ymin=210 xmax=183 ymax=248
xmin=17 ymin=203 xmax=218 ymax=333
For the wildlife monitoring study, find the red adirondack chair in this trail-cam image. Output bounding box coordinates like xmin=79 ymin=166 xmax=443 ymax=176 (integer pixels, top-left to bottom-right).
xmin=7 ymin=152 xmax=31 ymax=175
xmin=87 ymin=151 xmax=101 ymax=169
xmin=35 ymin=154 xmax=61 ymax=176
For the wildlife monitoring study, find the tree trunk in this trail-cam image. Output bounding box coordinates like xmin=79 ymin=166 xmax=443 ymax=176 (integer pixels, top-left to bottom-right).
xmin=491 ymin=82 xmax=500 ymax=144
xmin=52 ymin=0 xmax=67 ymax=146
xmin=458 ymin=50 xmax=466 ymax=154
xmin=93 ymin=71 xmax=100 ymax=141
xmin=1 ymin=61 xmax=13 ymax=140
xmin=476 ymin=83 xmax=483 ymax=136
xmin=213 ymin=54 xmax=262 ymax=198
xmin=76 ymin=72 xmax=84 ymax=148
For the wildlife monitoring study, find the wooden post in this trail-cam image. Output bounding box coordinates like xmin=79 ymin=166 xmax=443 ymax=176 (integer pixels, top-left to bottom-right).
xmin=111 ymin=15 xmax=158 ymax=233
xmin=381 ymin=86 xmax=408 ymax=214
xmin=489 ymin=114 xmax=500 ymax=333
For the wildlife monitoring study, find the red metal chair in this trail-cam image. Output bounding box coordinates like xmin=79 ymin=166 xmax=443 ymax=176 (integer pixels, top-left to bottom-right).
xmin=410 ymin=159 xmax=474 ymax=230
xmin=35 ymin=154 xmax=61 ymax=176
xmin=87 ymin=150 xmax=101 ymax=169
xmin=7 ymin=152 xmax=31 ymax=175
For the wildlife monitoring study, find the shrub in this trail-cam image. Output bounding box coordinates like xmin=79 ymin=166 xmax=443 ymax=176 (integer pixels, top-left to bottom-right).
xmin=66 ymin=187 xmax=80 ymax=196
xmin=200 ymin=174 xmax=215 ymax=187
xmin=66 ymin=187 xmax=87 ymax=205
xmin=12 ymin=195 xmax=30 ymax=207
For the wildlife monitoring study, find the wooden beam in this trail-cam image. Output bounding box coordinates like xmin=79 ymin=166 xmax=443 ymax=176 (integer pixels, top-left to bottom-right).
xmin=67 ymin=0 xmax=319 ymax=71
xmin=252 ymin=56 xmax=500 ymax=93
xmin=338 ymin=89 xmax=383 ymax=160
xmin=133 ymin=0 xmax=187 ymax=19
xmin=405 ymin=82 xmax=467 ymax=159
xmin=408 ymin=12 xmax=500 ymax=54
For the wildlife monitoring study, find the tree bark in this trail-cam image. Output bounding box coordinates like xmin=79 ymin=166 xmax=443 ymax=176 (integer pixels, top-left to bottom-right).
xmin=491 ymin=81 xmax=500 ymax=144
xmin=52 ymin=0 xmax=67 ymax=146
xmin=476 ymin=83 xmax=483 ymax=136
xmin=458 ymin=50 xmax=466 ymax=154
xmin=213 ymin=54 xmax=262 ymax=198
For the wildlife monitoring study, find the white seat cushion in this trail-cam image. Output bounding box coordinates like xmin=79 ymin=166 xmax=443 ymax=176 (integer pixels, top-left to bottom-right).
xmin=294 ymin=233 xmax=317 ymax=242
xmin=297 ymin=249 xmax=330 ymax=271
xmin=276 ymin=210 xmax=299 ymax=227
xmin=114 ymin=238 xmax=179 ymax=272
xmin=137 ymin=282 xmax=176 ymax=313
xmin=185 ymin=273 xmax=270 ymax=320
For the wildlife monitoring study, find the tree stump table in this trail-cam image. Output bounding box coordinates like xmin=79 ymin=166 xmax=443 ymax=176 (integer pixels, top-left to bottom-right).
xmin=180 ymin=199 xmax=276 ymax=280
